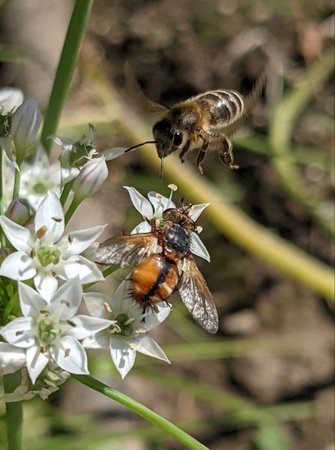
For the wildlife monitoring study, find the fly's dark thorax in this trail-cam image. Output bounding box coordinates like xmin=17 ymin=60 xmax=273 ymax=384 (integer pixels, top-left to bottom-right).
xmin=160 ymin=222 xmax=190 ymax=262
xmin=196 ymin=90 xmax=245 ymax=128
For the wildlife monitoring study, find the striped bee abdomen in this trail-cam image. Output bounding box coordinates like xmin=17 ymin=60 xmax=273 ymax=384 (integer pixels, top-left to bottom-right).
xmin=197 ymin=90 xmax=245 ymax=128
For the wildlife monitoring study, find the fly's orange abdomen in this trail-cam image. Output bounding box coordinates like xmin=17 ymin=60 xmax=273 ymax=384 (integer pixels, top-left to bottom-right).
xmin=131 ymin=254 xmax=179 ymax=306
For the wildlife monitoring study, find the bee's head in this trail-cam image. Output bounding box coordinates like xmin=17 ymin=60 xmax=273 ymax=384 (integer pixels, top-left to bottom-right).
xmin=153 ymin=119 xmax=183 ymax=158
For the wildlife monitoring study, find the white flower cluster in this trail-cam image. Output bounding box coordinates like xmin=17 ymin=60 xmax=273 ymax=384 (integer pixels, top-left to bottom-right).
xmin=0 ymin=89 xmax=180 ymax=398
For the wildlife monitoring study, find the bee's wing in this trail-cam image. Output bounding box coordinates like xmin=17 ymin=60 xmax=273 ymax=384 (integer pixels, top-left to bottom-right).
xmin=96 ymin=233 xmax=161 ymax=268
xmin=178 ymin=258 xmax=219 ymax=334
xmin=124 ymin=61 xmax=169 ymax=117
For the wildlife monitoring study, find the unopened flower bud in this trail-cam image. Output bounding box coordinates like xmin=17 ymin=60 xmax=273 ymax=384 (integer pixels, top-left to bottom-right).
xmin=73 ymin=156 xmax=108 ymax=201
xmin=6 ymin=198 xmax=31 ymax=225
xmin=11 ymin=98 xmax=42 ymax=165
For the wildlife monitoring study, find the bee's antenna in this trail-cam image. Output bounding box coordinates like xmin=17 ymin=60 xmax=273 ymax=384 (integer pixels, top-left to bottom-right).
xmin=125 ymin=141 xmax=157 ymax=153
xmin=159 ymin=156 xmax=164 ymax=178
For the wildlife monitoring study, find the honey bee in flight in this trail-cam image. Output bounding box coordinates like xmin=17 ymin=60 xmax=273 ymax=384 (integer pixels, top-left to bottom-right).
xmin=96 ymin=205 xmax=219 ymax=334
xmin=125 ymin=63 xmax=265 ymax=174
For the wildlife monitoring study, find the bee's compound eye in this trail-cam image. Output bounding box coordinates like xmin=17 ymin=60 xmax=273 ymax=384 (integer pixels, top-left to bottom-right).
xmin=173 ymin=131 xmax=183 ymax=146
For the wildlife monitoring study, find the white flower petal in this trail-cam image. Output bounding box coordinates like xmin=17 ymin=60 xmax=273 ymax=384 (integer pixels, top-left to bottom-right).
xmin=51 ymin=135 xmax=75 ymax=148
xmin=102 ymin=147 xmax=130 ymax=161
xmin=63 ymin=225 xmax=106 ymax=257
xmin=59 ymin=255 xmax=104 ymax=284
xmin=34 ymin=192 xmax=64 ymax=242
xmin=0 ymin=317 xmax=35 ymax=348
xmin=83 ymin=292 xmax=111 ymax=318
xmin=18 ymin=282 xmax=46 ymax=317
xmin=188 ymin=203 xmax=210 ymax=221
xmin=0 ymin=87 xmax=24 ymax=113
xmin=50 ymin=277 xmax=82 ymax=319
xmin=110 ymin=280 xmax=132 ymax=312
xmin=135 ymin=335 xmax=170 ymax=363
xmin=20 ymin=149 xmax=62 ymax=210
xmin=131 ymin=221 xmax=151 ymax=234
xmin=51 ymin=335 xmax=89 ymax=375
xmin=61 ymin=167 xmax=80 ymax=185
xmin=68 ymin=315 xmax=113 ymax=340
xmin=82 ymin=332 xmax=109 ymax=349
xmin=190 ymin=232 xmax=210 ymax=262
xmin=0 ymin=251 xmax=36 ymax=280
xmin=34 ymin=272 xmax=58 ymax=302
xmin=26 ymin=345 xmax=49 ymax=384
xmin=123 ymin=186 xmax=153 ymax=218
xmin=0 ymin=343 xmax=26 ymax=374
xmin=141 ymin=302 xmax=171 ymax=332
xmin=148 ymin=191 xmax=175 ymax=216
xmin=0 ymin=216 xmax=33 ymax=252
xmin=1 ymin=137 xmax=19 ymax=170
xmin=109 ymin=337 xmax=136 ymax=379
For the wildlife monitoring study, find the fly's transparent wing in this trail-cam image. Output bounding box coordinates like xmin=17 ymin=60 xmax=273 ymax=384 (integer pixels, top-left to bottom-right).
xmin=96 ymin=233 xmax=160 ymax=268
xmin=178 ymin=258 xmax=218 ymax=334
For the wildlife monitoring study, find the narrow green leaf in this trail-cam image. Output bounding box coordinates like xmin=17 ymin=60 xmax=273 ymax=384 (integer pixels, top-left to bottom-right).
xmin=254 ymin=425 xmax=292 ymax=450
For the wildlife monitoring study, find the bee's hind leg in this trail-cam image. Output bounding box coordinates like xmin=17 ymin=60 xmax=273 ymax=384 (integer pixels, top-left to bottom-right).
xmin=196 ymin=148 xmax=208 ymax=174
xmin=218 ymin=136 xmax=239 ymax=170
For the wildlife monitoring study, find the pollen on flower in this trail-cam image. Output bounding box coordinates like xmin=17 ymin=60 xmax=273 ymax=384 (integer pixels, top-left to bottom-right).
xmin=51 ymin=216 xmax=63 ymax=223
xmin=60 ymin=299 xmax=70 ymax=308
xmin=36 ymin=226 xmax=48 ymax=239
xmin=103 ymin=302 xmax=112 ymax=313
xmin=135 ymin=327 xmax=146 ymax=334
xmin=111 ymin=323 xmax=122 ymax=334
xmin=113 ymin=313 xmax=134 ymax=337
xmin=64 ymin=348 xmax=71 ymax=357
xmin=66 ymin=320 xmax=76 ymax=327
xmin=15 ymin=330 xmax=24 ymax=336
xmin=168 ymin=184 xmax=178 ymax=192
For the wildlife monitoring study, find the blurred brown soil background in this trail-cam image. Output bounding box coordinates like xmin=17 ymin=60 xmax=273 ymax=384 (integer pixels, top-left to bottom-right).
xmin=0 ymin=1 xmax=334 ymax=449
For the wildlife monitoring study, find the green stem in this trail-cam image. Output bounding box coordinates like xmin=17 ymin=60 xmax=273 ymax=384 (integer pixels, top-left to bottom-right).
xmin=102 ymin=266 xmax=117 ymax=278
xmin=12 ymin=167 xmax=21 ymax=200
xmin=3 ymin=291 xmax=19 ymax=323
xmin=64 ymin=195 xmax=81 ymax=224
xmin=0 ymin=150 xmax=6 ymax=247
xmin=73 ymin=375 xmax=210 ymax=450
xmin=60 ymin=180 xmax=74 ymax=206
xmin=0 ymin=149 xmax=3 ymax=214
xmin=40 ymin=0 xmax=94 ymax=154
xmin=269 ymin=48 xmax=335 ymax=235
xmin=4 ymin=373 xmax=23 ymax=450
